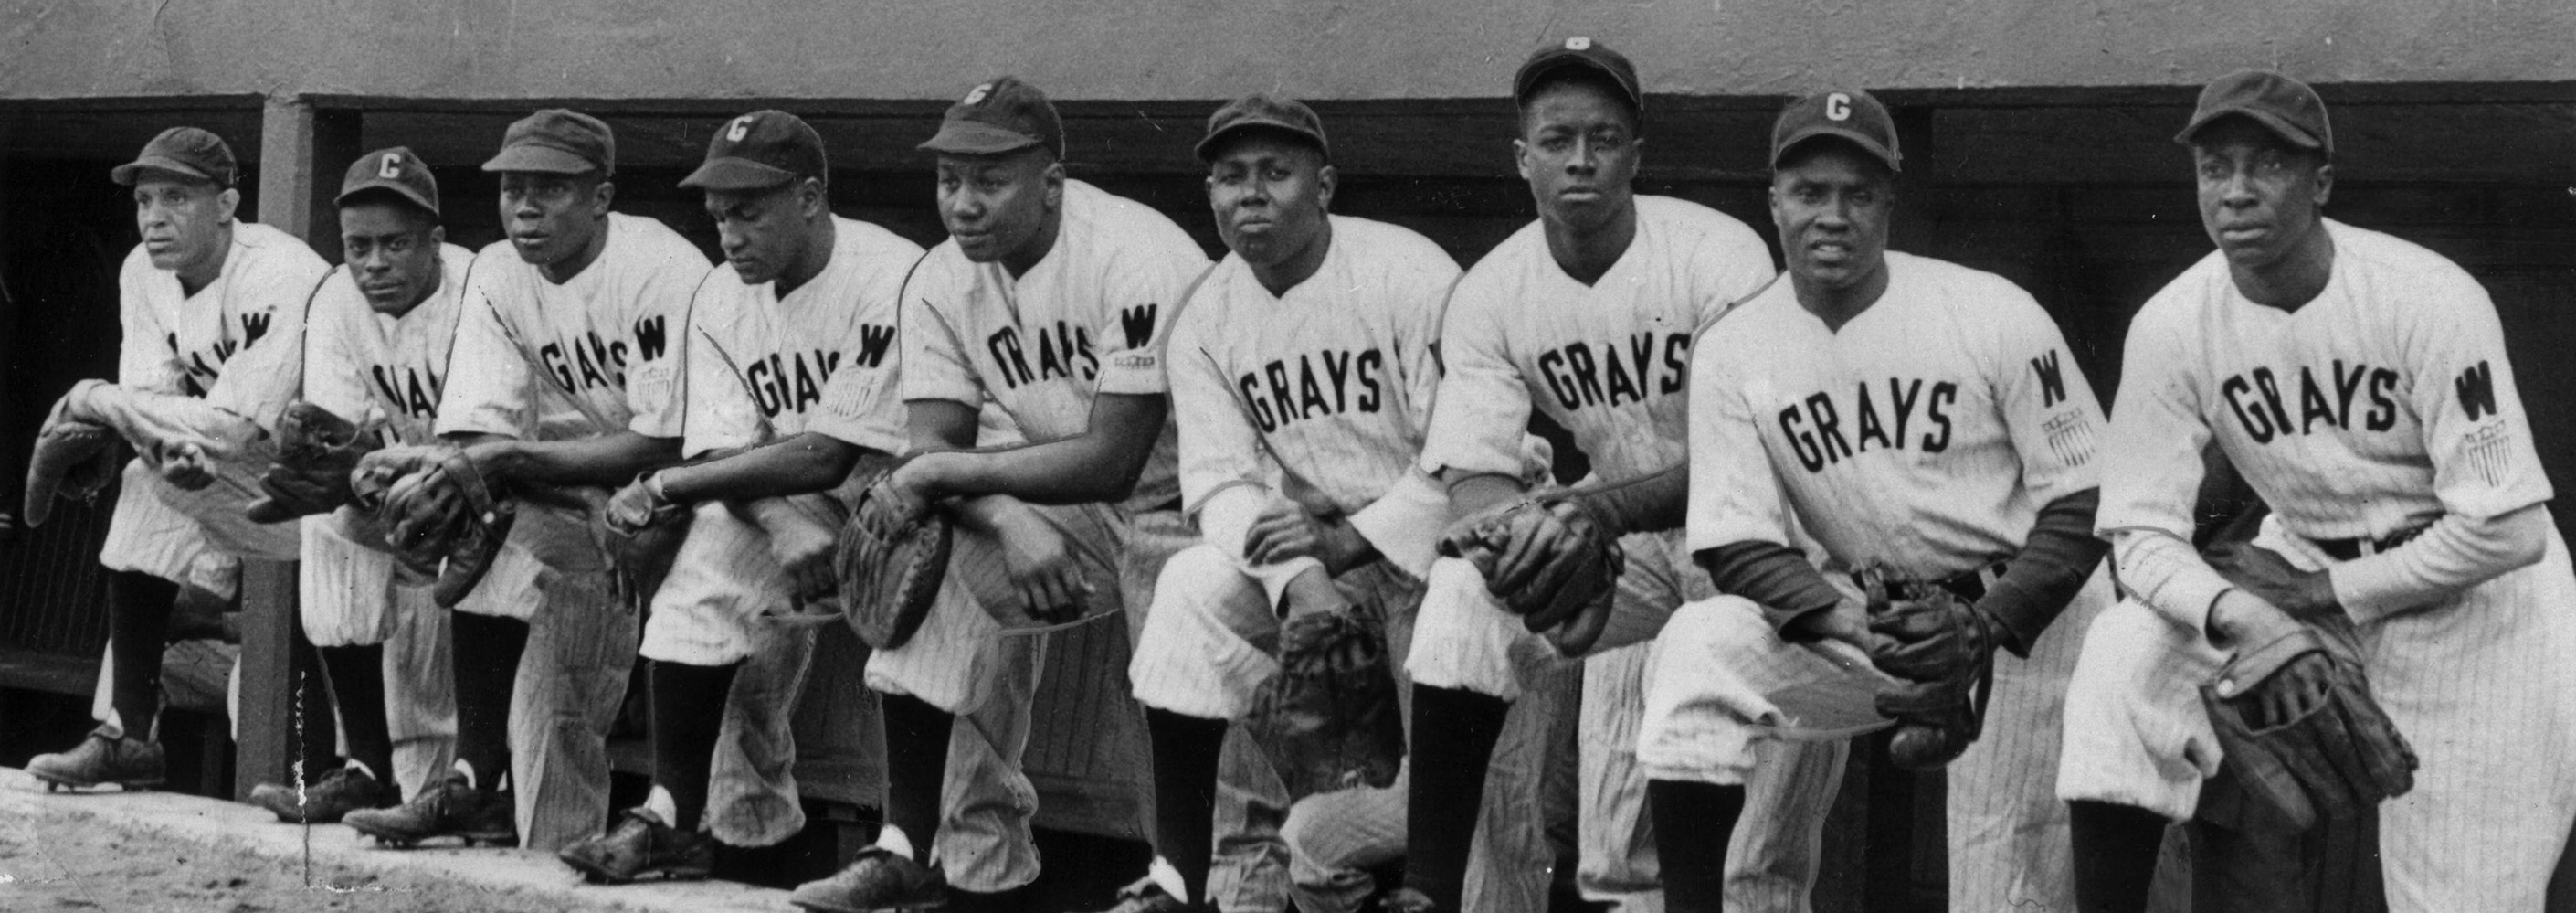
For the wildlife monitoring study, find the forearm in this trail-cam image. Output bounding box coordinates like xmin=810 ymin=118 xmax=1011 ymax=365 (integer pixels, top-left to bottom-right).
xmin=2109 ymin=526 xmax=2237 ymax=635
xmin=461 ymin=430 xmax=681 ymax=489
xmin=2332 ymin=504 xmax=2549 ymax=623
xmin=658 ymin=433 xmax=866 ymax=504
xmin=69 ymin=380 xmax=266 ymax=451
xmin=1978 ymin=488 xmax=2110 ymax=654
xmin=1550 ymin=463 xmax=1687 ymax=536
xmin=1695 ymin=540 xmax=1848 ymax=634
xmin=910 ymin=432 xmax=1151 ymax=506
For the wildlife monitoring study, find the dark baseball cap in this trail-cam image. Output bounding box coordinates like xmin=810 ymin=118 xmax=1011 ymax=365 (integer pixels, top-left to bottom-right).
xmin=919 ymin=77 xmax=1064 ymax=160
xmin=336 ymin=147 xmax=440 ymax=216
xmin=2176 ymin=69 xmax=2332 ymax=156
xmin=481 ymin=109 xmax=616 ymax=176
xmin=112 ymin=126 xmax=238 ymax=186
xmin=682 ymin=111 xmax=829 ymax=191
xmin=1513 ymin=37 xmax=1645 ymax=121
xmin=1194 ymin=93 xmax=1329 ymax=163
xmin=1770 ymin=90 xmax=1903 ymax=172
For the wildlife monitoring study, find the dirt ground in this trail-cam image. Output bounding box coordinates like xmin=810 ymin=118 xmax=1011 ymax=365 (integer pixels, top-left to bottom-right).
xmin=0 ymin=807 xmax=575 ymax=913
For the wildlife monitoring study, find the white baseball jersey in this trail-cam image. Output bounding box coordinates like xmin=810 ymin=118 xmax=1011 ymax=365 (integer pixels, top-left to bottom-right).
xmin=876 ymin=179 xmax=1207 ymax=512
xmin=2097 ymin=218 xmax=2553 ymax=612
xmin=304 ymin=243 xmax=478 ymax=445
xmin=117 ymin=219 xmax=331 ymax=430
xmin=1687 ymin=251 xmax=2105 ymax=578
xmin=1420 ymin=196 xmax=1773 ymax=483
xmin=436 ymin=213 xmax=707 ymax=441
xmin=688 ymin=215 xmax=925 ymax=458
xmin=1168 ymin=215 xmax=1453 ymax=557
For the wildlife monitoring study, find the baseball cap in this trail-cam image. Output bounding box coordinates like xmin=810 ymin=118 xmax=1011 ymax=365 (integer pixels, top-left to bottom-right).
xmin=336 ymin=146 xmax=440 ymax=216
xmin=1194 ymin=93 xmax=1329 ymax=163
xmin=112 ymin=126 xmax=238 ymax=186
xmin=681 ymin=111 xmax=829 ymax=191
xmin=919 ymin=78 xmax=1064 ymax=160
xmin=480 ymin=109 xmax=616 ymax=176
xmin=1769 ymin=90 xmax=1903 ymax=172
xmin=2176 ymin=69 xmax=2332 ymax=156
xmin=1513 ymin=37 xmax=1645 ymax=121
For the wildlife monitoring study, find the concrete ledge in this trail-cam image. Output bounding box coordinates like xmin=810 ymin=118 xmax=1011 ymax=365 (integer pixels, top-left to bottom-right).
xmin=0 ymin=766 xmax=797 ymax=912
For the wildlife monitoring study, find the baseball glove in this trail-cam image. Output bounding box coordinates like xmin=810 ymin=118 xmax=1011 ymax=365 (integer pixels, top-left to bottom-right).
xmin=351 ymin=444 xmax=517 ymax=608
xmin=1863 ymin=567 xmax=2000 ymax=770
xmin=245 ymin=401 xmax=379 ymax=524
xmin=23 ymin=403 xmax=119 ymax=527
xmin=2201 ymin=611 xmax=2417 ymax=832
xmin=1240 ymin=600 xmax=1407 ymax=801
xmin=834 ymin=465 xmax=953 ymax=650
xmin=1435 ymin=496 xmax=1624 ymax=655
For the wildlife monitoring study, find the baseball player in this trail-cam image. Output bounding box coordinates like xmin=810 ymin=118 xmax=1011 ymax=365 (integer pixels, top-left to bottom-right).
xmin=238 ymin=147 xmax=473 ymax=821
xmin=342 ymin=110 xmax=704 ymax=851
xmin=26 ymin=127 xmax=328 ymax=791
xmin=552 ymin=110 xmax=924 ymax=882
xmin=1400 ymin=38 xmax=1850 ymax=913
xmin=2063 ymin=69 xmax=2576 ymax=912
xmin=783 ymin=77 xmax=1218 ymax=913
xmin=1642 ymin=89 xmax=2113 ymax=913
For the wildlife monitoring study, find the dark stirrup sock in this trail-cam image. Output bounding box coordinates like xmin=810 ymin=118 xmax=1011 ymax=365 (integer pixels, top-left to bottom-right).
xmin=649 ymin=659 xmax=740 ymax=831
xmin=1647 ymin=780 xmax=1747 ymax=913
xmin=448 ymin=611 xmax=530 ymax=791
xmin=317 ymin=643 xmax=396 ymax=780
xmin=881 ymin=692 xmax=955 ymax=863
xmin=2069 ymin=799 xmax=2171 ymax=913
xmin=107 ymin=571 xmax=181 ymax=735
xmin=1145 ymin=708 xmax=1228 ymax=904
xmin=1403 ymin=685 xmax=1511 ymax=911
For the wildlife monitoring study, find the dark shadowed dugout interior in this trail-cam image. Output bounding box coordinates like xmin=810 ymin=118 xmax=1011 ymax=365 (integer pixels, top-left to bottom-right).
xmin=0 ymin=86 xmax=2570 ymax=909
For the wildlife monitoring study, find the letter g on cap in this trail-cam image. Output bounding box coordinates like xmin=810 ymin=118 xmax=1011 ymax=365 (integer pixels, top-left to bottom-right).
xmin=1825 ymin=93 xmax=1852 ymax=121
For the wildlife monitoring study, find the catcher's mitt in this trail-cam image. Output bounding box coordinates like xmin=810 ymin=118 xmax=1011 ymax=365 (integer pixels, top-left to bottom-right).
xmin=1863 ymin=568 xmax=1999 ymax=770
xmin=23 ymin=405 xmax=119 ymax=527
xmin=351 ymin=444 xmax=517 ymax=608
xmin=2201 ymin=616 xmax=2417 ymax=832
xmin=1241 ymin=600 xmax=1407 ymax=801
xmin=245 ymin=401 xmax=379 ymax=524
xmin=834 ymin=466 xmax=953 ymax=649
xmin=1435 ymin=496 xmax=1624 ymax=655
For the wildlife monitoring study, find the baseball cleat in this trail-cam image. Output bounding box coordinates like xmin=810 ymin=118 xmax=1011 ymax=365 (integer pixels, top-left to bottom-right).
xmin=1376 ymin=888 xmax=1436 ymax=913
xmin=558 ymin=807 xmax=714 ymax=884
xmin=26 ymin=726 xmax=165 ymax=791
xmin=247 ymin=766 xmax=392 ymax=823
xmin=788 ymin=845 xmax=951 ymax=913
xmin=1067 ymin=876 xmax=1207 ymax=913
xmin=343 ymin=773 xmax=515 ymax=847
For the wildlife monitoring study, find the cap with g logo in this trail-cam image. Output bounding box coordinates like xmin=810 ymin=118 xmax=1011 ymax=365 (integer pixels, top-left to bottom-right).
xmin=1194 ymin=93 xmax=1330 ymax=163
xmin=681 ymin=111 xmax=829 ymax=191
xmin=2176 ymin=69 xmax=2332 ymax=156
xmin=480 ymin=109 xmax=617 ymax=176
xmin=1513 ymin=37 xmax=1645 ymax=122
xmin=918 ymin=77 xmax=1064 ymax=160
xmin=337 ymin=146 xmax=440 ymax=216
xmin=1769 ymin=90 xmax=1902 ymax=172
xmin=112 ymin=126 xmax=238 ymax=186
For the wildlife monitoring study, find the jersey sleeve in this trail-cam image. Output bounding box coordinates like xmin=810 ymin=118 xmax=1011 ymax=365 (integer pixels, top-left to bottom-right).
xmin=2094 ymin=296 xmax=2233 ymax=631
xmin=1693 ymin=217 xmax=1780 ymax=324
xmin=619 ymin=246 xmax=704 ymax=440
xmin=807 ymin=258 xmax=917 ymax=455
xmin=1685 ymin=323 xmax=1800 ymax=554
xmin=1418 ymin=272 xmax=1534 ymax=478
xmin=1391 ymin=248 xmax=1462 ymax=436
xmin=1092 ymin=241 xmax=1206 ymax=397
xmin=301 ymin=281 xmax=380 ymax=431
xmin=115 ymin=254 xmax=186 ymax=395
xmin=677 ymin=282 xmax=764 ymax=458
xmin=1985 ymin=282 xmax=2105 ymax=504
xmin=203 ymin=247 xmax=329 ymax=431
xmin=1168 ymin=299 xmax=1269 ymax=513
xmin=897 ymin=259 xmax=986 ymax=408
xmin=433 ymin=273 xmax=537 ymax=439
xmin=2404 ymin=269 xmax=2552 ymax=518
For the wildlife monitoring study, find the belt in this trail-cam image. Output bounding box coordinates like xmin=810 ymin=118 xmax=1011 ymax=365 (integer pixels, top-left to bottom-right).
xmin=2310 ymin=525 xmax=2428 ymax=562
xmin=1851 ymin=561 xmax=2003 ymax=602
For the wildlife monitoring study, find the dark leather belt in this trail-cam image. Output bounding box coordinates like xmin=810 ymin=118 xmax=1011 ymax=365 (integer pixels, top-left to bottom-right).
xmin=2311 ymin=526 xmax=2427 ymax=562
xmin=1851 ymin=562 xmax=2001 ymax=602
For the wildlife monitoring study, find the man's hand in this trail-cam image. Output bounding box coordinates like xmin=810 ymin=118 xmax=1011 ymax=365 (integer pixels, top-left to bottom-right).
xmin=2208 ymin=588 xmax=2308 ymax=652
xmin=1246 ymin=502 xmax=1372 ymax=574
xmin=156 ymin=441 xmax=216 ymax=491
xmin=1785 ymin=601 xmax=1869 ymax=651
xmin=606 ymin=472 xmax=686 ymax=536
xmin=767 ymin=512 xmax=838 ymax=603
xmin=2207 ymin=541 xmax=2339 ymax=621
xmin=991 ymin=504 xmax=1091 ymax=622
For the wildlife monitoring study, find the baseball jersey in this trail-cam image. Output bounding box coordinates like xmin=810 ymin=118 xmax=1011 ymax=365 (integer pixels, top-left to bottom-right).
xmin=1688 ymin=252 xmax=2105 ymax=579
xmin=436 ymin=213 xmax=708 ymax=441
xmin=2098 ymin=218 xmax=2550 ymax=609
xmin=117 ymin=219 xmax=331 ymax=431
xmin=1168 ymin=215 xmax=1455 ymax=552
xmin=885 ymin=179 xmax=1207 ymax=512
xmin=303 ymin=243 xmax=478 ymax=446
xmin=1420 ymin=196 xmax=1774 ymax=483
xmin=689 ymin=216 xmax=926 ymax=458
